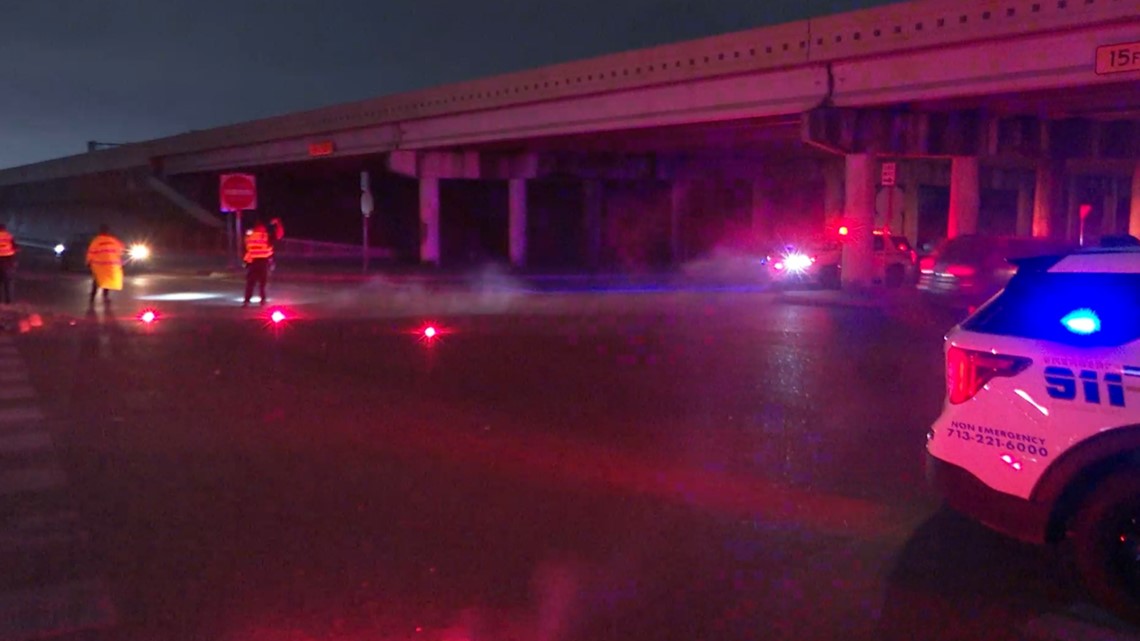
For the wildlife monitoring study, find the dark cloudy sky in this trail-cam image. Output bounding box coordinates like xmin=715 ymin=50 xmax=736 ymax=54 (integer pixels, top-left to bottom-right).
xmin=1 ymin=0 xmax=893 ymax=168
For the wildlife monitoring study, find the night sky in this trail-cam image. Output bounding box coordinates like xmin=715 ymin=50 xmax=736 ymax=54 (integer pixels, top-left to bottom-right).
xmin=1 ymin=0 xmax=896 ymax=169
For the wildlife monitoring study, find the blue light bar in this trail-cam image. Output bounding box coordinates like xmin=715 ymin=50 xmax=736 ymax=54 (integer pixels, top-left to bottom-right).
xmin=1060 ymin=308 xmax=1101 ymax=335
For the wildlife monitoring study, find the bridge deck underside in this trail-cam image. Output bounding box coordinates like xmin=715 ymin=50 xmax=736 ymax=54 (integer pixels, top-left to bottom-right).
xmin=427 ymin=78 xmax=1140 ymax=160
xmin=905 ymin=79 xmax=1140 ymax=120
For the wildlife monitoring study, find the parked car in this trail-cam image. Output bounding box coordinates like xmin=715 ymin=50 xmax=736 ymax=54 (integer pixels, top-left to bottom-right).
xmin=927 ymin=246 xmax=1140 ymax=620
xmin=774 ymin=229 xmax=915 ymax=288
xmin=917 ymin=235 xmax=1073 ymax=306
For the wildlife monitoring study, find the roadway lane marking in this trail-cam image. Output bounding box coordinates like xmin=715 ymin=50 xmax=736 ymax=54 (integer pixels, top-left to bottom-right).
xmin=0 ymin=579 xmax=116 ymax=641
xmin=0 ymin=465 xmax=66 ymax=497
xmin=0 ymin=385 xmax=35 ymax=401
xmin=0 ymin=345 xmax=116 ymax=640
xmin=0 ymin=431 xmax=52 ymax=454
xmin=0 ymin=407 xmax=44 ymax=424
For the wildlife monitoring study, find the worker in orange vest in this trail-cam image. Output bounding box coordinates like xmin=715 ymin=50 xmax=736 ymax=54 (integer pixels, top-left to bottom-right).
xmin=243 ymin=218 xmax=274 ymax=307
xmin=0 ymin=224 xmax=18 ymax=304
xmin=86 ymin=224 xmax=125 ymax=306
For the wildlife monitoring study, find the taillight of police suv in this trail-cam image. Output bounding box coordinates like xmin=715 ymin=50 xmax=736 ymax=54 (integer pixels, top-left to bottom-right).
xmin=946 ymin=346 xmax=1032 ymax=404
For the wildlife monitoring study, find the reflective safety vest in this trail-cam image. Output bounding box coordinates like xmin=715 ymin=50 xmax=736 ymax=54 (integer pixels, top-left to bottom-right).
xmin=86 ymin=234 xmax=124 ymax=266
xmin=244 ymin=228 xmax=273 ymax=262
xmin=0 ymin=231 xmax=15 ymax=258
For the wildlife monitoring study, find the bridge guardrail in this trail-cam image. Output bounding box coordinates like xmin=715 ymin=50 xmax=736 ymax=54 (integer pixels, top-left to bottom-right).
xmin=274 ymin=238 xmax=395 ymax=260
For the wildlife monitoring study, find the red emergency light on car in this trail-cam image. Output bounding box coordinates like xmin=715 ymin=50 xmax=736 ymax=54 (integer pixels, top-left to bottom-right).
xmin=946 ymin=264 xmax=977 ymax=278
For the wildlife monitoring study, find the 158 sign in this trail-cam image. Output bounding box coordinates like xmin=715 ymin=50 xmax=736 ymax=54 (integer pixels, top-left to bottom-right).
xmin=1096 ymin=42 xmax=1140 ymax=75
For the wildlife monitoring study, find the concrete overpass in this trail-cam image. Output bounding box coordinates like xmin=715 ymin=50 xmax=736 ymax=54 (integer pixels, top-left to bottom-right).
xmin=1 ymin=0 xmax=1138 ymax=282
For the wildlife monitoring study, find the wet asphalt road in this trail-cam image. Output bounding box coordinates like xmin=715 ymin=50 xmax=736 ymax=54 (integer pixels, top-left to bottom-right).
xmin=2 ymin=267 xmax=1135 ymax=641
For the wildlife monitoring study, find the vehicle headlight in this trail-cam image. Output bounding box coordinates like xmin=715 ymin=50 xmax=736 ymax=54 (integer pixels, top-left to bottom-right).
xmin=784 ymin=253 xmax=813 ymax=273
xmin=54 ymin=244 xmax=65 ymax=256
xmin=128 ymin=244 xmax=151 ymax=261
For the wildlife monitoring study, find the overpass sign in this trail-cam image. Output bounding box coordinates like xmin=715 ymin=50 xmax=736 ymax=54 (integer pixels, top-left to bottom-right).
xmin=219 ymin=173 xmax=257 ymax=212
xmin=880 ymin=162 xmax=897 ymax=187
xmin=1096 ymin=42 xmax=1140 ymax=75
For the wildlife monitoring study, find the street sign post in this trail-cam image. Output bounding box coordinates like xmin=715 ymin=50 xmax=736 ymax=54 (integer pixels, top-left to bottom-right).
xmin=880 ymin=162 xmax=896 ymax=187
xmin=880 ymin=162 xmax=898 ymax=231
xmin=219 ymin=174 xmax=256 ymax=268
xmin=219 ymin=174 xmax=257 ymax=212
xmin=361 ymin=171 xmax=374 ymax=273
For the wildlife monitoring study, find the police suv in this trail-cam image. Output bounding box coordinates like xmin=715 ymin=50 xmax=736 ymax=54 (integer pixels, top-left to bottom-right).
xmin=926 ymin=247 xmax=1140 ymax=618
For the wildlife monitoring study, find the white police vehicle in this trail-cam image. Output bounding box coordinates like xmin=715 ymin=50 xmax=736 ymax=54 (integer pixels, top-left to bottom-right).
xmin=926 ymin=247 xmax=1140 ymax=619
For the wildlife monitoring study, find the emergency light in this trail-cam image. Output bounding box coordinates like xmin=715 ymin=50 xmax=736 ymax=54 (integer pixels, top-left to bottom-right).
xmin=1060 ymin=308 xmax=1100 ymax=335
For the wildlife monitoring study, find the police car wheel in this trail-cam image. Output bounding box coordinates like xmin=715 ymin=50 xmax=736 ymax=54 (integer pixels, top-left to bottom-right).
xmin=1071 ymin=471 xmax=1140 ymax=621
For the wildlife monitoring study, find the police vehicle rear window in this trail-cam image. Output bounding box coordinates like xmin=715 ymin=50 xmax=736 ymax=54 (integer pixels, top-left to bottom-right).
xmin=962 ymin=270 xmax=1140 ymax=347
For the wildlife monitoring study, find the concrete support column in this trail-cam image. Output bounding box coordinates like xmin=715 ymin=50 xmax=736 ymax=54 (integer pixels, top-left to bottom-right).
xmin=1131 ymin=162 xmax=1140 ymax=238
xmin=751 ymin=178 xmax=774 ymax=241
xmin=947 ymin=157 xmax=980 ymax=238
xmin=823 ymin=159 xmax=845 ymax=223
xmin=901 ymin=161 xmax=920 ymax=246
xmin=1066 ymin=174 xmax=1081 ymax=243
xmin=842 ymin=154 xmax=875 ymax=289
xmin=419 ymin=177 xmax=440 ymax=265
xmin=670 ymin=180 xmax=688 ymax=263
xmin=508 ymin=178 xmax=527 ymax=268
xmin=583 ymin=180 xmax=604 ymax=270
xmin=1033 ymin=160 xmax=1065 ymax=238
xmin=1016 ymin=172 xmax=1034 ymax=236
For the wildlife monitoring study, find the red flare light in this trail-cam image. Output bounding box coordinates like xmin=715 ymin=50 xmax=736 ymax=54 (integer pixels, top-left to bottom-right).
xmin=415 ymin=322 xmax=448 ymax=344
xmin=270 ymin=310 xmax=286 ymax=324
xmin=138 ymin=309 xmax=158 ymax=324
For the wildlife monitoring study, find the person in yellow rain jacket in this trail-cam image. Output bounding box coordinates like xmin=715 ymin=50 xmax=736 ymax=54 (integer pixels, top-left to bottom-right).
xmin=243 ymin=219 xmax=274 ymax=307
xmin=86 ymin=224 xmax=125 ymax=306
xmin=0 ymin=224 xmax=18 ymax=304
